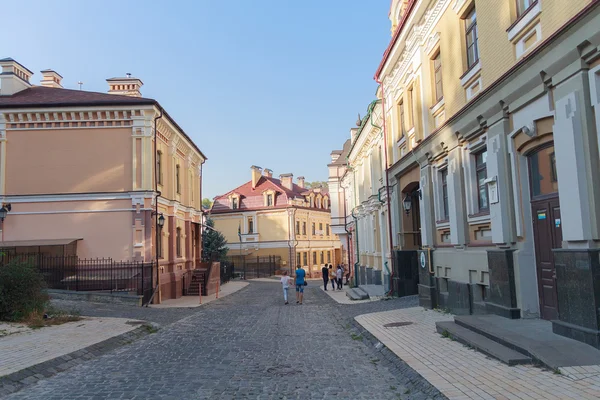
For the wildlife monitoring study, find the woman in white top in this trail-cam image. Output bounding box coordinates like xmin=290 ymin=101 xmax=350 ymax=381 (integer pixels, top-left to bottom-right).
xmin=280 ymin=270 xmax=291 ymax=305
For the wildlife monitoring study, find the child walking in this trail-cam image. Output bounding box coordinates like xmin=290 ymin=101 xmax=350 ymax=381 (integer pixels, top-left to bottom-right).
xmin=280 ymin=270 xmax=291 ymax=304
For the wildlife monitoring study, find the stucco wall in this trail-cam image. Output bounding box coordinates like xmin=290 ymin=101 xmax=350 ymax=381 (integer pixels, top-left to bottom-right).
xmin=4 ymin=199 xmax=134 ymax=260
xmin=6 ymin=128 xmax=132 ymax=195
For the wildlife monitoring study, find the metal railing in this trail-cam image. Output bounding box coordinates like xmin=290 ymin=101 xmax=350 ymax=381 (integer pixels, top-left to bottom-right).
xmin=0 ymin=253 xmax=154 ymax=304
xmin=223 ymin=255 xmax=281 ymax=279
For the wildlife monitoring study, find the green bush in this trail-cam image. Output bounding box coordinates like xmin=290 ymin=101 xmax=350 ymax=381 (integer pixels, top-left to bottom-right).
xmin=0 ymin=260 xmax=49 ymax=321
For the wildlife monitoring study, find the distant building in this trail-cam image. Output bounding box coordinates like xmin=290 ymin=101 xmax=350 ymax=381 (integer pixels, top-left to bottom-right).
xmin=0 ymin=58 xmax=206 ymax=302
xmin=210 ymin=166 xmax=340 ymax=277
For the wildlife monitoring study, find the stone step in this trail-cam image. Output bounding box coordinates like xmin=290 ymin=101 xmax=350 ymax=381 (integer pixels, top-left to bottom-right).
xmin=346 ymin=288 xmax=369 ymax=301
xmin=436 ymin=321 xmax=532 ymax=366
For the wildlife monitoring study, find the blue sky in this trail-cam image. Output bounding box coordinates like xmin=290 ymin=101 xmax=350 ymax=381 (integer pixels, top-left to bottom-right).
xmin=3 ymin=0 xmax=391 ymax=199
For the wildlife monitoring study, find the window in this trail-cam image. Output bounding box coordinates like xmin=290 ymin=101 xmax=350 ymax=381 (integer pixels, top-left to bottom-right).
xmin=320 ymin=251 xmax=324 ymax=264
xmin=312 ymin=222 xmax=316 ymax=236
xmin=247 ymin=217 xmax=254 ymax=234
xmin=156 ymin=151 xmax=163 ymax=185
xmin=232 ymin=197 xmax=238 ymax=209
xmin=309 ymin=197 xmax=314 ymax=208
xmin=326 ymin=224 xmax=330 ymax=236
xmin=176 ymin=164 xmax=181 ymax=194
xmin=316 ymin=197 xmax=321 ymax=208
xmin=296 ymin=221 xmax=300 ymax=235
xmin=327 ymin=251 xmax=331 ymax=263
xmin=465 ymin=8 xmax=479 ymax=68
xmin=441 ymin=169 xmax=449 ymax=220
xmin=296 ymin=253 xmax=301 ymax=267
xmin=530 ymin=146 xmax=558 ymax=197
xmin=157 ymin=225 xmax=163 ymax=259
xmin=398 ymin=100 xmax=406 ymax=139
xmin=313 ymin=252 xmax=317 ymax=265
xmin=433 ymin=52 xmax=443 ymax=102
xmin=407 ymin=86 xmax=415 ymax=129
xmin=319 ymin=223 xmax=323 ymax=235
xmin=516 ymin=0 xmax=535 ymax=17
xmin=267 ymin=194 xmax=273 ymax=206
xmin=176 ymin=227 xmax=182 ymax=258
xmin=303 ymin=252 xmax=308 ymax=266
xmin=475 ymin=150 xmax=489 ymax=211
xmin=190 ymin=173 xmax=194 ymax=201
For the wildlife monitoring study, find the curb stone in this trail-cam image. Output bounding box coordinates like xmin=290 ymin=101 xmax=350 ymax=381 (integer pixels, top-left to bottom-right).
xmin=0 ymin=324 xmax=155 ymax=398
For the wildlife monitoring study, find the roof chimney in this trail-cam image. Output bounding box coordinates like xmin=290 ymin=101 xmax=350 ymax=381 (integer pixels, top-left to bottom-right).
xmin=251 ymin=165 xmax=262 ymax=189
xmin=279 ymin=173 xmax=293 ymax=191
xmin=263 ymin=169 xmax=273 ymax=178
xmin=297 ymin=176 xmax=305 ymax=189
xmin=106 ymin=75 xmax=143 ymax=97
xmin=40 ymin=69 xmax=63 ymax=88
xmin=0 ymin=58 xmax=32 ymax=96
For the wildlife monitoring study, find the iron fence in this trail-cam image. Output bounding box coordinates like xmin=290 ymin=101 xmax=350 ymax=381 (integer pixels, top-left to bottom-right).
xmin=220 ymin=261 xmax=234 ymax=284
xmin=224 ymin=255 xmax=281 ymax=279
xmin=0 ymin=254 xmax=154 ymax=304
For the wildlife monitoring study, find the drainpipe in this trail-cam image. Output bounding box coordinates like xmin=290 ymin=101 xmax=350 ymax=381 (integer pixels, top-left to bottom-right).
xmin=375 ymin=78 xmax=397 ymax=297
xmin=146 ymin=106 xmax=163 ymax=307
xmin=342 ymin=184 xmax=352 ymax=283
xmin=351 ymin=207 xmax=360 ymax=288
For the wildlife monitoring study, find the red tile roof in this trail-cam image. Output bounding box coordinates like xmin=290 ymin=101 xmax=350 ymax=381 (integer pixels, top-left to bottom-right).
xmin=0 ymin=86 xmax=154 ymax=108
xmin=211 ymin=176 xmax=329 ymax=214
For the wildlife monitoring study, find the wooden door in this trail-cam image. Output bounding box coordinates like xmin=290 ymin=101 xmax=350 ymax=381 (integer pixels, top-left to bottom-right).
xmin=531 ymin=197 xmax=561 ymax=320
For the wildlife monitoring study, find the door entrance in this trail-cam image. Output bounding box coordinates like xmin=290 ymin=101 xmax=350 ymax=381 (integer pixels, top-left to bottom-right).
xmin=529 ymin=145 xmax=561 ymax=320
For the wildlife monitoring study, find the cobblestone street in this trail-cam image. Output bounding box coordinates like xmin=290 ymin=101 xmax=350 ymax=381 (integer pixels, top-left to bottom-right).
xmin=4 ymin=281 xmax=443 ymax=400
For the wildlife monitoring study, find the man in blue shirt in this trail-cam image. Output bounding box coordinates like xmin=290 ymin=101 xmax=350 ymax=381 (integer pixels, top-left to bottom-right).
xmin=294 ymin=266 xmax=306 ymax=304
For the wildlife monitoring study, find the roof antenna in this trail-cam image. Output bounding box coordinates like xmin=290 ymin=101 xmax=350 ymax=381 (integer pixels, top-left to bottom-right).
xmin=77 ymin=81 xmax=83 ymax=91
xmin=126 ymin=72 xmax=132 ymax=78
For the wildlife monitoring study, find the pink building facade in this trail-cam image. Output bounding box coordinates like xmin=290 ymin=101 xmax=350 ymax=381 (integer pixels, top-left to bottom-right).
xmin=0 ymin=58 xmax=206 ymax=302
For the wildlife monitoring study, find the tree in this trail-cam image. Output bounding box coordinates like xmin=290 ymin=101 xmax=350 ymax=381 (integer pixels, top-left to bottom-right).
xmin=305 ymin=181 xmax=329 ymax=191
xmin=202 ymin=218 xmax=229 ymax=261
xmin=202 ymin=198 xmax=213 ymax=209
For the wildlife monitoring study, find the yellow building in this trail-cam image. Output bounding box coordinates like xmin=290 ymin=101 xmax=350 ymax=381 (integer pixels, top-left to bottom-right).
xmin=210 ymin=166 xmax=340 ymax=277
xmin=366 ymin=0 xmax=600 ymax=347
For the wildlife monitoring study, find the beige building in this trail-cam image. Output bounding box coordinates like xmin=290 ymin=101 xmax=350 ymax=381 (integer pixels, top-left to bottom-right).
xmin=210 ymin=166 xmax=340 ymax=277
xmin=0 ymin=57 xmax=206 ymax=302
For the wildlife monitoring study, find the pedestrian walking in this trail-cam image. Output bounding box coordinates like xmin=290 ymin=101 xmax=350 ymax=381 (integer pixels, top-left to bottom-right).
xmin=294 ymin=265 xmax=306 ymax=304
xmin=329 ymin=265 xmax=336 ymax=290
xmin=321 ymin=264 xmax=329 ymax=291
xmin=280 ymin=270 xmax=291 ymax=304
xmin=336 ymin=265 xmax=343 ymax=290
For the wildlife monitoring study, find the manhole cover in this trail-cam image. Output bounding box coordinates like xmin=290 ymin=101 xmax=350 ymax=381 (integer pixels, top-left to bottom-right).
xmin=266 ymin=365 xmax=301 ymax=377
xmin=383 ymin=322 xmax=413 ymax=328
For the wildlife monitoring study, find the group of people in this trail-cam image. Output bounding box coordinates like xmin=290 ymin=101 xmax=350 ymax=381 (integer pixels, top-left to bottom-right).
xmin=279 ymin=264 xmax=346 ymax=305
xmin=321 ymin=264 xmax=343 ymax=291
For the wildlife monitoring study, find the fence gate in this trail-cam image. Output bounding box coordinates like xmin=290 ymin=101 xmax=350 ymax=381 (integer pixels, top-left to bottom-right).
xmin=225 ymin=255 xmax=281 ymax=279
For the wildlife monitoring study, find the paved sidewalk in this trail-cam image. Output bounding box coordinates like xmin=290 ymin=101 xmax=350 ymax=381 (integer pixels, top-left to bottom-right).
xmin=356 ymin=307 xmax=600 ymax=400
xmin=150 ymin=281 xmax=249 ymax=308
xmin=0 ymin=318 xmax=139 ymax=377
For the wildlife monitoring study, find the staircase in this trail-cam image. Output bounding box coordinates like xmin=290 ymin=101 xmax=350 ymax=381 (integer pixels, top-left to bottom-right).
xmin=435 ymin=314 xmax=600 ymax=369
xmin=187 ymin=269 xmax=208 ymax=296
xmin=346 ymin=286 xmax=370 ymax=301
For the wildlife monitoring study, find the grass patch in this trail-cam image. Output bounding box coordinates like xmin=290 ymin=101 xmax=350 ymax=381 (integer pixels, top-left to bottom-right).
xmin=370 ymin=358 xmax=379 ymax=364
xmin=389 ymin=385 xmax=397 ymax=391
xmin=142 ymin=324 xmax=159 ymax=334
xmin=24 ymin=306 xmax=82 ymax=329
xmin=404 ymin=389 xmax=411 ymax=394
xmin=441 ymin=329 xmax=450 ymax=338
xmin=553 ymin=368 xmax=562 ymax=375
xmin=351 ymin=333 xmax=363 ymax=341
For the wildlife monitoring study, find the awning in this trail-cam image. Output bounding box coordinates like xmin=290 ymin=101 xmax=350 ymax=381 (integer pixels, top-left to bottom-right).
xmin=0 ymin=238 xmax=82 ymax=247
